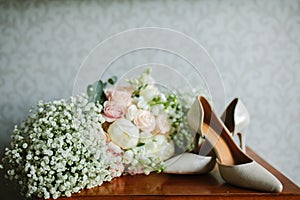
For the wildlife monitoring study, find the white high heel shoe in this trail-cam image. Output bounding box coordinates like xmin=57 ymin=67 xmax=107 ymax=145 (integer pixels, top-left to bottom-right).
xmin=221 ymin=98 xmax=250 ymax=151
xmin=164 ymin=153 xmax=215 ymax=174
xmin=192 ymin=98 xmax=250 ymax=158
xmin=164 ymin=98 xmax=250 ymax=174
xmin=187 ymin=96 xmax=282 ymax=192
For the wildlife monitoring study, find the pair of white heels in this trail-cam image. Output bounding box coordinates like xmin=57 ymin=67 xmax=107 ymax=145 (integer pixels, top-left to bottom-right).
xmin=164 ymin=96 xmax=282 ymax=192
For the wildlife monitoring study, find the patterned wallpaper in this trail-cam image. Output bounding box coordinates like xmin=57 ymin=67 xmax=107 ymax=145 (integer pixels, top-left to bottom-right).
xmin=0 ymin=0 xmax=299 ymax=198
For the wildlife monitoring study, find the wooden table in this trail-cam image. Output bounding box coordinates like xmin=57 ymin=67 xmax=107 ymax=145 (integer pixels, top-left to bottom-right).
xmin=57 ymin=147 xmax=300 ymax=200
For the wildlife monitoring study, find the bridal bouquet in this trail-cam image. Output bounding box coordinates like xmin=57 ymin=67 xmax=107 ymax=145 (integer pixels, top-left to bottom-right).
xmin=87 ymin=69 xmax=188 ymax=175
xmin=1 ymin=68 xmax=198 ymax=199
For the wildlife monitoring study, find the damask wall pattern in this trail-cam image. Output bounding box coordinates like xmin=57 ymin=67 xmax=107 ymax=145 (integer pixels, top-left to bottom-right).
xmin=0 ymin=0 xmax=299 ymax=198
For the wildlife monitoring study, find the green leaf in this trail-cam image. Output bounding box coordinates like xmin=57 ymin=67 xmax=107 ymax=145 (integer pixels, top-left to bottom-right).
xmin=86 ymin=75 xmax=119 ymax=105
xmin=87 ymin=84 xmax=94 ymax=96
xmin=136 ymin=142 xmax=145 ymax=147
xmin=145 ymin=68 xmax=151 ymax=75
xmin=96 ymin=80 xmax=104 ymax=93
xmin=87 ymin=84 xmax=96 ymax=102
xmin=99 ymin=91 xmax=107 ymax=105
xmin=94 ymin=80 xmax=104 ymax=103
xmin=108 ymin=76 xmax=117 ymax=85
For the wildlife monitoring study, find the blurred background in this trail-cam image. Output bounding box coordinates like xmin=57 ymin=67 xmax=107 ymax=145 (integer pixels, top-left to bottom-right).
xmin=0 ymin=0 xmax=299 ymax=198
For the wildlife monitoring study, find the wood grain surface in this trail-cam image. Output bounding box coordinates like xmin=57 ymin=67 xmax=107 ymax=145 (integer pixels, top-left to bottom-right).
xmin=52 ymin=147 xmax=300 ymax=200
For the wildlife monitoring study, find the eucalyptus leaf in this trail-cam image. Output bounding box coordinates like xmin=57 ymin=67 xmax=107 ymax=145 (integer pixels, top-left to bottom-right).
xmin=96 ymin=80 xmax=104 ymax=94
xmin=108 ymin=76 xmax=117 ymax=85
xmin=87 ymin=84 xmax=96 ymax=103
xmin=99 ymin=92 xmax=106 ymax=105
xmin=86 ymin=75 xmax=118 ymax=105
xmin=94 ymin=94 xmax=100 ymax=104
xmin=87 ymin=85 xmax=95 ymax=97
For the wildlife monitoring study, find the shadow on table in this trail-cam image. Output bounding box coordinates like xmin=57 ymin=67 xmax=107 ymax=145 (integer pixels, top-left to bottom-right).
xmin=0 ymin=147 xmax=23 ymax=200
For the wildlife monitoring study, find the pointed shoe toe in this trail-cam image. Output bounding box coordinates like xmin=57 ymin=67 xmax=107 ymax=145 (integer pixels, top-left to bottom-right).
xmin=218 ymin=161 xmax=283 ymax=192
xmin=164 ymin=153 xmax=216 ymax=174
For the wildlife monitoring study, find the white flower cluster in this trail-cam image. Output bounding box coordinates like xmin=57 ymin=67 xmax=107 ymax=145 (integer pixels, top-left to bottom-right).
xmin=173 ymin=90 xmax=211 ymax=153
xmin=123 ymin=134 xmax=175 ymax=175
xmin=1 ymin=95 xmax=123 ymax=199
xmin=99 ymin=69 xmax=182 ymax=175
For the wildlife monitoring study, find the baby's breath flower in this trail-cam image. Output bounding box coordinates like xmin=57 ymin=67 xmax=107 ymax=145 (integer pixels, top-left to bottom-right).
xmin=1 ymin=94 xmax=123 ymax=199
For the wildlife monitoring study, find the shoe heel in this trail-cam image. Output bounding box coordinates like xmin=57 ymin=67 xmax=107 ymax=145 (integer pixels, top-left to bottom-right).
xmin=237 ymin=129 xmax=246 ymax=151
xmin=233 ymin=99 xmax=250 ymax=150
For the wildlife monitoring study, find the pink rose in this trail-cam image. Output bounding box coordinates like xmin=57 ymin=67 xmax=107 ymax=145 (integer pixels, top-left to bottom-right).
xmin=134 ymin=110 xmax=156 ymax=132
xmin=108 ymin=89 xmax=132 ymax=108
xmin=153 ymin=114 xmax=171 ymax=134
xmin=118 ymin=86 xmax=135 ymax=94
xmin=103 ymin=102 xmax=125 ymax=121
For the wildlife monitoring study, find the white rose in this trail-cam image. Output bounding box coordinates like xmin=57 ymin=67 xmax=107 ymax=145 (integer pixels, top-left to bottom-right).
xmin=125 ymin=104 xmax=138 ymax=121
xmin=153 ymin=114 xmax=171 ymax=134
xmin=134 ymin=110 xmax=156 ymax=132
xmin=107 ymin=118 xmax=139 ymax=149
xmin=136 ymin=97 xmax=150 ymax=110
xmin=140 ymin=85 xmax=158 ymax=102
xmin=139 ymin=132 xmax=153 ymax=143
xmin=146 ymin=135 xmax=174 ymax=160
xmin=123 ymin=150 xmax=134 ymax=164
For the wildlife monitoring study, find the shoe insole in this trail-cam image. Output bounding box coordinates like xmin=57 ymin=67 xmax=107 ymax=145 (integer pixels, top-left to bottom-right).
xmin=199 ymin=96 xmax=251 ymax=166
xmin=202 ymin=123 xmax=236 ymax=165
